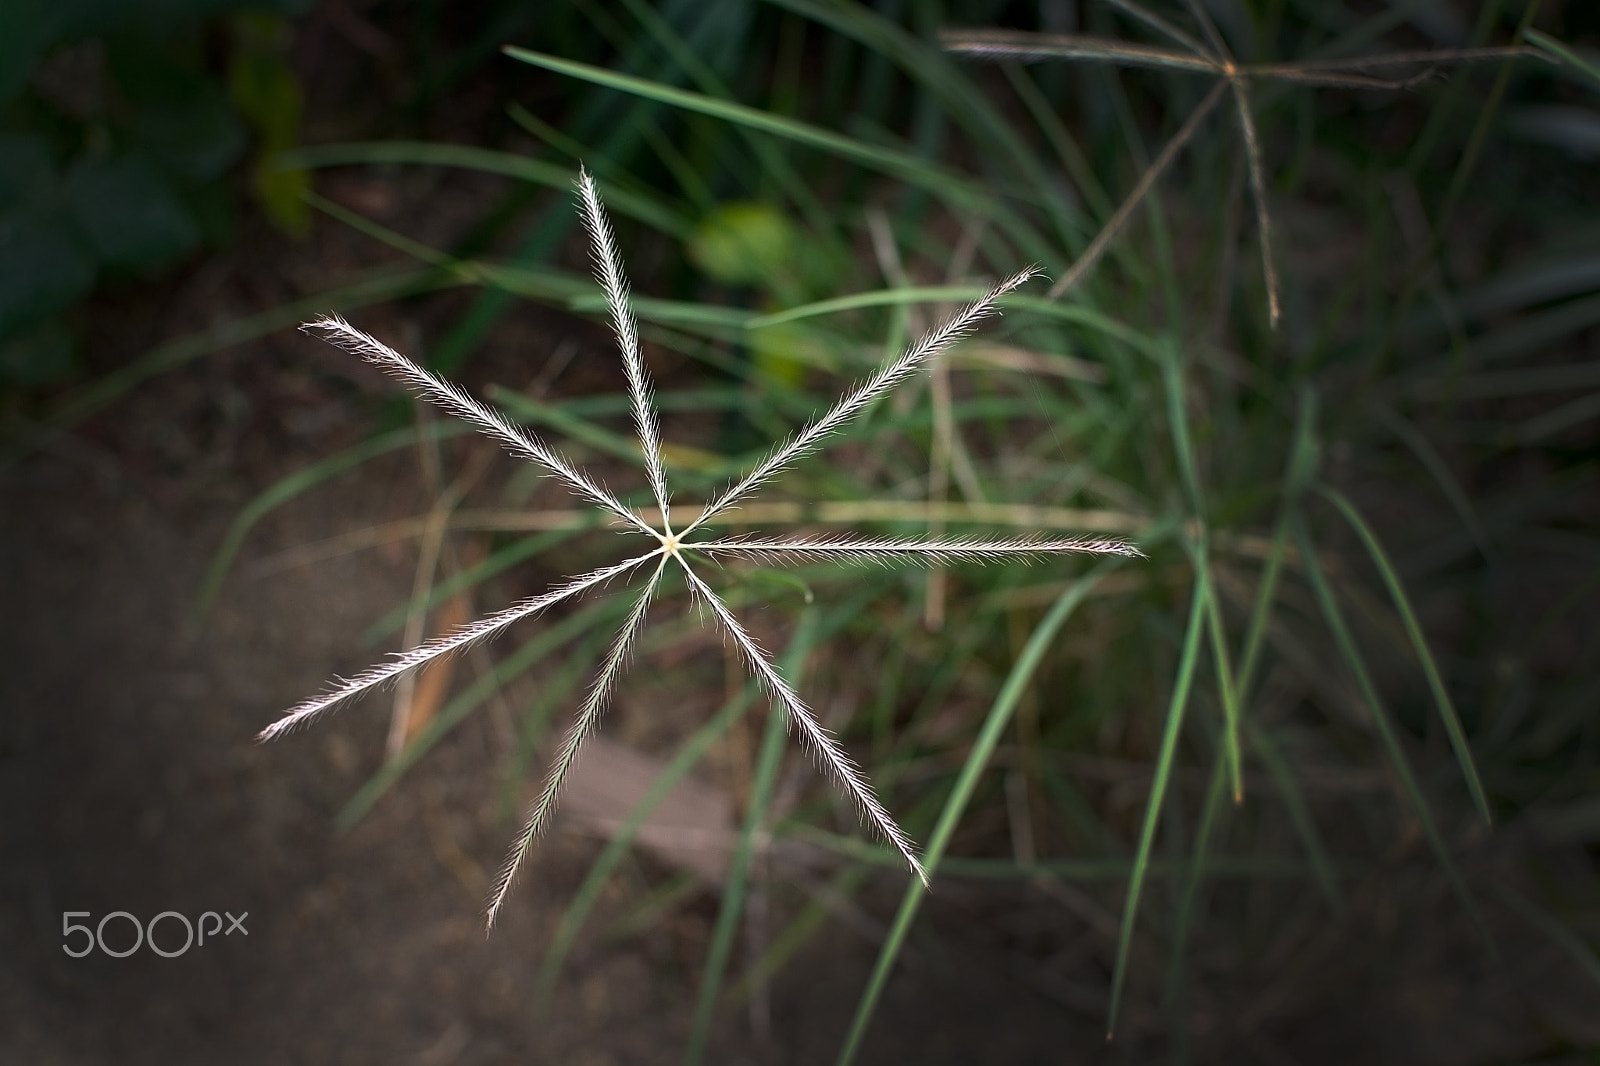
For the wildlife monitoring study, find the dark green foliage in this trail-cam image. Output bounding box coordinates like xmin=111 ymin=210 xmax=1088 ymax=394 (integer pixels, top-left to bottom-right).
xmin=0 ymin=0 xmax=308 ymax=385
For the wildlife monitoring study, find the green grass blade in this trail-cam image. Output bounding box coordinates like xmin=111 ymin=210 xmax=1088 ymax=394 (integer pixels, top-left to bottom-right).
xmin=335 ymin=594 xmax=626 ymax=830
xmin=1245 ymin=720 xmax=1341 ymax=908
xmin=194 ymin=422 xmax=471 ymax=620
xmin=1524 ymin=29 xmax=1600 ymax=90
xmin=686 ymin=609 xmax=818 ymax=1064
xmin=1372 ymin=405 xmax=1491 ymax=562
xmin=727 ymin=861 xmax=872 ymax=1006
xmin=364 ymin=528 xmax=591 ymax=644
xmin=836 ymin=567 xmax=1111 ymax=1066
xmin=306 ymin=192 xmax=589 ymax=304
xmin=769 ymin=0 xmax=1083 ymax=220
xmin=1160 ymin=341 xmax=1240 ymax=799
xmin=1160 ymin=342 xmax=1203 ymax=511
xmin=1315 ymin=486 xmax=1491 ymax=824
xmin=565 ymin=292 xmax=755 ymax=331
xmin=747 ymin=284 xmax=1012 ymax=326
xmin=500 ymin=48 xmax=1014 ymax=222
xmin=1493 ymin=883 xmax=1600 ymax=990
xmin=1235 ymin=517 xmax=1291 ymax=700
xmin=277 ymin=141 xmax=693 ymax=238
xmin=1166 ymin=742 xmax=1230 ymax=1054
xmin=1105 ymin=565 xmax=1208 ymax=1040
xmin=1201 ymin=568 xmax=1244 ymax=803
xmin=533 ymin=677 xmax=764 ymax=1007
xmin=16 ymin=267 xmax=448 ymax=458
xmin=1236 ymin=387 xmax=1320 ymax=697
xmin=1293 ymin=517 xmax=1490 ymax=946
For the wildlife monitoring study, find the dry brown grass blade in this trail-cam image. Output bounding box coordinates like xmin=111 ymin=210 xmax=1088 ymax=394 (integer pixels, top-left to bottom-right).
xmin=391 ymin=579 xmax=474 ymax=752
xmin=1048 ymin=78 xmax=1230 ymax=300
xmin=1229 ymin=77 xmax=1280 ymax=328
xmin=939 ymin=28 xmax=1220 ymax=74
xmin=1102 ymin=0 xmax=1213 ymax=58
xmin=946 ymin=18 xmax=1551 ymax=325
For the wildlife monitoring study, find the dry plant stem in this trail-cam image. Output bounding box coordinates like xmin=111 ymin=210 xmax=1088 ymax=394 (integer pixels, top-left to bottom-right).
xmin=1104 ymin=0 xmax=1213 ymax=59
xmin=1176 ymin=0 xmax=1283 ymax=328
xmin=264 ymin=170 xmax=1140 ymax=929
xmin=1178 ymin=0 xmax=1228 ymax=57
xmin=388 ymin=429 xmax=492 ymax=758
xmin=943 ymin=24 xmax=1549 ymax=319
xmin=1047 ymin=78 xmax=1229 ymax=301
xmin=1229 ymin=83 xmax=1279 ymax=329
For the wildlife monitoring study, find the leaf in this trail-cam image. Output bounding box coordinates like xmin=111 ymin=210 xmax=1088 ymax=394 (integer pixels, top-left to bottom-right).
xmin=133 ymin=88 xmax=248 ymax=182
xmin=0 ymin=134 xmax=55 ymax=214
xmin=687 ymin=201 xmax=799 ymax=288
xmin=63 ymin=154 xmax=200 ymax=269
xmin=229 ymin=41 xmax=309 ymax=235
xmin=0 ymin=214 xmax=94 ymax=337
xmin=0 ymin=317 xmax=77 ymax=385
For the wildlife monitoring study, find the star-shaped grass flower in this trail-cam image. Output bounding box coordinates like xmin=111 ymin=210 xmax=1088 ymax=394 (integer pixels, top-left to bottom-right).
xmin=260 ymin=169 xmax=1140 ymax=929
xmin=943 ymin=0 xmax=1548 ymax=326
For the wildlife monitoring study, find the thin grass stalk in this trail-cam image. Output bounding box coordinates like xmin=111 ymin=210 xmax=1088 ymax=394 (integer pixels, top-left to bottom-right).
xmin=1106 ymin=566 xmax=1208 ymax=1039
xmin=336 ymin=596 xmax=627 ymax=831
xmin=837 ymin=569 xmax=1110 ymax=1066
xmin=1104 ymin=0 xmax=1214 ymax=58
xmin=1244 ymin=717 xmax=1341 ymax=909
xmin=1047 ymin=79 xmax=1229 ymax=300
xmin=1229 ymin=77 xmax=1281 ymax=327
xmin=939 ymin=29 xmax=1220 ymax=73
xmin=1524 ymin=28 xmax=1600 ymax=87
xmin=1292 ymin=518 xmax=1490 ymax=948
xmin=534 ymin=677 xmax=766 ymax=1008
xmin=1236 ymin=389 xmax=1320 ymax=696
xmin=1201 ymin=568 xmax=1245 ymax=803
xmin=1314 ymin=486 xmax=1491 ymax=824
xmin=686 ymin=610 xmax=817 ymax=1064
xmin=195 ymin=422 xmax=471 ymax=619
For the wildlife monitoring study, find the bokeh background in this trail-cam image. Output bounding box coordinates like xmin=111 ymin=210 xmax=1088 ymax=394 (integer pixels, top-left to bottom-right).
xmin=4 ymin=1 xmax=1599 ymax=1063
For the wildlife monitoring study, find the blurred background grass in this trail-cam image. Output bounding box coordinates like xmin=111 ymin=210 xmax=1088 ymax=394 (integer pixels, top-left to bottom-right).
xmin=4 ymin=0 xmax=1600 ymax=1062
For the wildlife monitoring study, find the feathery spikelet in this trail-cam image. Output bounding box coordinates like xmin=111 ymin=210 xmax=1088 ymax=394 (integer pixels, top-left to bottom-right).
xmin=264 ymin=169 xmax=1140 ymax=929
